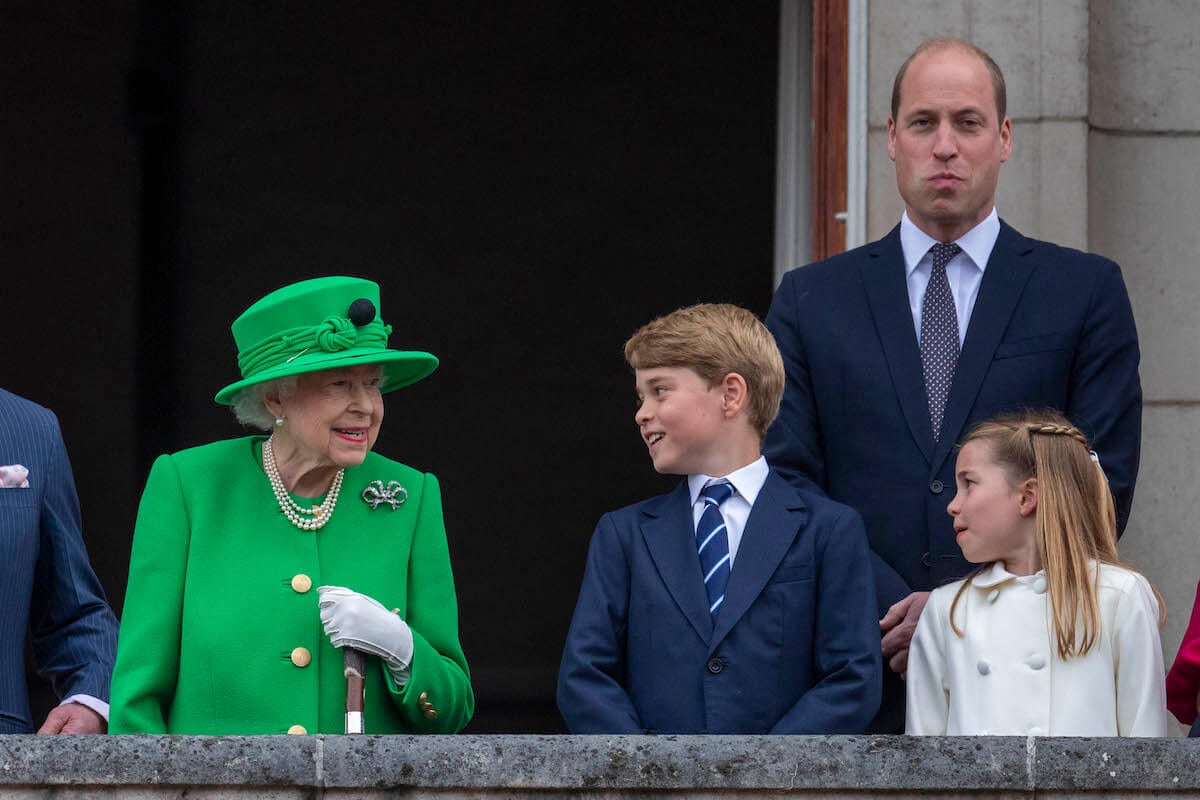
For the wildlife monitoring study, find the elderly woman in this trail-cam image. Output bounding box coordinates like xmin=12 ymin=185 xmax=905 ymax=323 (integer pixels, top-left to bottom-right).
xmin=110 ymin=277 xmax=473 ymax=734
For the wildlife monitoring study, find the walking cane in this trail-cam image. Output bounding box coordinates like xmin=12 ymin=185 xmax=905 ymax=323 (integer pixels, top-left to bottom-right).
xmin=344 ymin=647 xmax=367 ymax=734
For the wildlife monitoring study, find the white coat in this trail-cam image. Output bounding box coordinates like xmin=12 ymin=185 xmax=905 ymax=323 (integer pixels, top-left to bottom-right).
xmin=906 ymin=561 xmax=1167 ymax=736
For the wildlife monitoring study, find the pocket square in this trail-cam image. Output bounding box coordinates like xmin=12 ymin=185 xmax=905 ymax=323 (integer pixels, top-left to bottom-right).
xmin=0 ymin=464 xmax=29 ymax=488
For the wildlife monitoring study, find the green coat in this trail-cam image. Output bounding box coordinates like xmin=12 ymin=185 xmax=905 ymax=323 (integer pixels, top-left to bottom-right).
xmin=110 ymin=436 xmax=473 ymax=734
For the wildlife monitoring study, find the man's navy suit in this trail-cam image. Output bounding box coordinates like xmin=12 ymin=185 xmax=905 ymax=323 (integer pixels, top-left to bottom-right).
xmin=763 ymin=221 xmax=1141 ymax=730
xmin=0 ymin=389 xmax=119 ymax=733
xmin=557 ymin=470 xmax=881 ymax=734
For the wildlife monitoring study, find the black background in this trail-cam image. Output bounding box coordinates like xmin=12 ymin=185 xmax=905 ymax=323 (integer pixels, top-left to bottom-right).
xmin=3 ymin=1 xmax=778 ymax=732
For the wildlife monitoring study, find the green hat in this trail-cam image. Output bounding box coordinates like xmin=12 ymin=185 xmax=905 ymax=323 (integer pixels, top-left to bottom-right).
xmin=214 ymin=276 xmax=438 ymax=405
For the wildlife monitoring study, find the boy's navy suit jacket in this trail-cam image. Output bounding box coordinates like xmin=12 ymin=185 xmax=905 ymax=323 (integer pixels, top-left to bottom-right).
xmin=557 ymin=469 xmax=881 ymax=734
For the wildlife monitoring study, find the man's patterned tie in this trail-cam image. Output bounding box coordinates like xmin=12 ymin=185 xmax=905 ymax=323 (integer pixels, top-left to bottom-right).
xmin=921 ymin=242 xmax=962 ymax=440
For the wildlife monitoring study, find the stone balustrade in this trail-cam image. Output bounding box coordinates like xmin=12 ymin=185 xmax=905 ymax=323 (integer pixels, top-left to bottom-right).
xmin=1 ymin=734 xmax=1198 ymax=798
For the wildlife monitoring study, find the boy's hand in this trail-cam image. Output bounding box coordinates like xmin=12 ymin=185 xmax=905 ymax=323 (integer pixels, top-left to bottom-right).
xmin=880 ymin=591 xmax=930 ymax=673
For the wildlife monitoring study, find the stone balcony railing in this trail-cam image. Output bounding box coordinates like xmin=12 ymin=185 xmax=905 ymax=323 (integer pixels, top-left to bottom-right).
xmin=1 ymin=734 xmax=1198 ymax=798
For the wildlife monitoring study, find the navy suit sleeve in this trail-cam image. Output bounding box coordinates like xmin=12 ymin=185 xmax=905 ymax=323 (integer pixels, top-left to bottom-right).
xmin=557 ymin=513 xmax=642 ymax=733
xmin=1066 ymin=258 xmax=1141 ymax=535
xmin=29 ymin=412 xmax=119 ymax=702
xmin=765 ymin=271 xmax=913 ymax=611
xmin=768 ymin=504 xmax=882 ymax=734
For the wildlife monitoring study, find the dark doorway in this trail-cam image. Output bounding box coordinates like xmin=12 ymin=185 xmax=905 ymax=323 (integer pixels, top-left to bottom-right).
xmin=10 ymin=2 xmax=778 ymax=732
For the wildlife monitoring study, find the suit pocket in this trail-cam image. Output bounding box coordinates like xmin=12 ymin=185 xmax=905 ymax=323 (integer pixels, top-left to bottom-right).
xmin=981 ymin=330 xmax=1075 ymax=411
xmin=771 ymin=565 xmax=814 ymax=584
xmin=993 ymin=330 xmax=1074 ymax=359
xmin=0 ymin=489 xmax=35 ymax=508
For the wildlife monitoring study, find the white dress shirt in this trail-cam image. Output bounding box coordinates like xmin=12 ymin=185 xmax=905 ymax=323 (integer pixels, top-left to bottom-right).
xmin=906 ymin=560 xmax=1167 ymax=737
xmin=902 ymin=208 xmax=1001 ymax=347
xmin=687 ymin=456 xmax=769 ymax=566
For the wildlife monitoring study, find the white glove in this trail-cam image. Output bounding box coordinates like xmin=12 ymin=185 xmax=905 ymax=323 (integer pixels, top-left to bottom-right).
xmin=318 ymin=586 xmax=414 ymax=684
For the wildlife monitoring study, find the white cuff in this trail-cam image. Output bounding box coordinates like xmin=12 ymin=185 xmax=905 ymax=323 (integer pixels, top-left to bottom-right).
xmin=384 ymin=621 xmax=415 ymax=687
xmin=60 ymin=694 xmax=109 ymax=722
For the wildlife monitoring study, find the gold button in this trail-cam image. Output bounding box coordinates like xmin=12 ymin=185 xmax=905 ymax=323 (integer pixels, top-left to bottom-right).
xmin=287 ymin=724 xmax=307 ymax=735
xmin=291 ymin=574 xmax=313 ymax=593
xmin=291 ymin=647 xmax=312 ymax=668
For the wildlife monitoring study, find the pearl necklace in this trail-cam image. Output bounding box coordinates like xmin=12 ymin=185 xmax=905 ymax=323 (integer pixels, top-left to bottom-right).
xmin=262 ymin=436 xmax=345 ymax=531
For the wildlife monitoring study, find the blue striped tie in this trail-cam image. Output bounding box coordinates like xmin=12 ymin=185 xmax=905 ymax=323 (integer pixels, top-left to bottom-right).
xmin=697 ymin=481 xmax=734 ymax=618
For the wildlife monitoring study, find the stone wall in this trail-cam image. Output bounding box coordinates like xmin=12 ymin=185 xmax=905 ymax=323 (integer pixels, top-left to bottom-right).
xmin=0 ymin=735 xmax=1197 ymax=798
xmin=1087 ymin=0 xmax=1200 ymax=702
xmin=865 ymin=0 xmax=1090 ymax=249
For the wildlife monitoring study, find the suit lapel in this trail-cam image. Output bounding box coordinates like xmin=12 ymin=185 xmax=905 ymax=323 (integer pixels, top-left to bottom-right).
xmin=708 ymin=473 xmax=807 ymax=651
xmin=640 ymin=482 xmax=713 ymax=643
xmin=861 ymin=226 xmax=935 ymax=463
xmin=934 ymin=222 xmax=1037 ymax=470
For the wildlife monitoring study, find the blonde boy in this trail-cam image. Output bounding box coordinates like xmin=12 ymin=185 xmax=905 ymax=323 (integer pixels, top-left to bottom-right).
xmin=557 ymin=304 xmax=882 ymax=733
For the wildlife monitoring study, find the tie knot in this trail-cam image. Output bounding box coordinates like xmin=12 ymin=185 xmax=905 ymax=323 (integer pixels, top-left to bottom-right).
xmin=929 ymin=242 xmax=961 ymax=270
xmin=701 ymin=481 xmax=734 ymax=506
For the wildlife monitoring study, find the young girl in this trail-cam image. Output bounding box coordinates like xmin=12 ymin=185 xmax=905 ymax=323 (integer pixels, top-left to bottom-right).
xmin=906 ymin=411 xmax=1167 ymax=736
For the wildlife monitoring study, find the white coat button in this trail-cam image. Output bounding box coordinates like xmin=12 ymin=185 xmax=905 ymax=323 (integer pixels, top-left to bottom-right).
xmin=1032 ymin=576 xmax=1047 ymax=594
xmin=1027 ymin=654 xmax=1046 ymax=670
xmin=977 ymin=659 xmax=990 ymax=675
xmin=987 ymin=588 xmax=1000 ymax=604
xmin=1029 ymin=726 xmax=1044 ymax=736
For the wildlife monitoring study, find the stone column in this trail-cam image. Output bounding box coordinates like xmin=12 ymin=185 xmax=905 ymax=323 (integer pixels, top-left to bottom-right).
xmin=1089 ymin=0 xmax=1200 ymax=712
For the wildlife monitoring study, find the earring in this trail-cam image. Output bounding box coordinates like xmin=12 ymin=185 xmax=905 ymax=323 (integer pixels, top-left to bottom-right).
xmin=275 ymin=417 xmax=284 ymax=427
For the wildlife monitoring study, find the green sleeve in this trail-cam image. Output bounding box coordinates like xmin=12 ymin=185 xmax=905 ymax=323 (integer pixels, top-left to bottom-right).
xmin=109 ymin=455 xmax=190 ymax=733
xmin=383 ymin=472 xmax=475 ymax=732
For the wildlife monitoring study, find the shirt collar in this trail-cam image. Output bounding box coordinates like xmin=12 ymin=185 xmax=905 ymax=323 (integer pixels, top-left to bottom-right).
xmin=900 ymin=207 xmax=1001 ymax=278
xmin=688 ymin=456 xmax=769 ymax=506
xmin=971 ymin=560 xmax=1046 ymax=588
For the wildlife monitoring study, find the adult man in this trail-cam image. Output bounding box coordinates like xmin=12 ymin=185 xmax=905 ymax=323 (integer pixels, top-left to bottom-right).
xmin=0 ymin=388 xmax=119 ymax=733
xmin=763 ymin=38 xmax=1141 ymax=732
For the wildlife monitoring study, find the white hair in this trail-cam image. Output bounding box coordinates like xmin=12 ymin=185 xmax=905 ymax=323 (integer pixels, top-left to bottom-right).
xmin=230 ymin=376 xmax=298 ymax=430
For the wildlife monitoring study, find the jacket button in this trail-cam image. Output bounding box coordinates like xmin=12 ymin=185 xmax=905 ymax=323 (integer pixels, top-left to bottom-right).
xmin=1029 ymin=726 xmax=1044 ymax=736
xmin=291 ymin=574 xmax=313 ymax=593
xmin=1027 ymin=654 xmax=1046 ymax=670
xmin=921 ymin=552 xmax=934 ymax=567
xmin=977 ymin=659 xmax=990 ymax=675
xmin=706 ymin=657 xmax=724 ymax=675
xmin=929 ymin=479 xmax=944 ymax=494
xmin=287 ymin=725 xmax=307 ymax=735
xmin=1032 ymin=576 xmax=1047 ymax=594
xmin=291 ymin=647 xmax=312 ymax=668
